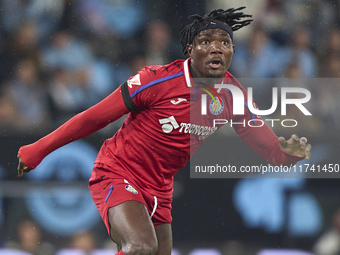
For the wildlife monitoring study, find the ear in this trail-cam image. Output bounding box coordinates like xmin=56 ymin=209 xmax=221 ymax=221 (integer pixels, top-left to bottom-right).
xmin=232 ymin=44 xmax=235 ymax=54
xmin=187 ymin=44 xmax=193 ymax=56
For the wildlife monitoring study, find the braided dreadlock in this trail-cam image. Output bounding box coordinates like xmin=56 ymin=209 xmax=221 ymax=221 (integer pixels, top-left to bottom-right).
xmin=180 ymin=7 xmax=253 ymax=55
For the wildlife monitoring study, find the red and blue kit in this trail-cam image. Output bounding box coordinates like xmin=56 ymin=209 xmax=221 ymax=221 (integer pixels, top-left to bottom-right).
xmin=18 ymin=58 xmax=302 ymax=233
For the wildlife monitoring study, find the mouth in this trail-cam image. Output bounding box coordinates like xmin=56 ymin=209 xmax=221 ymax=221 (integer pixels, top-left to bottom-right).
xmin=208 ymin=58 xmax=224 ymax=69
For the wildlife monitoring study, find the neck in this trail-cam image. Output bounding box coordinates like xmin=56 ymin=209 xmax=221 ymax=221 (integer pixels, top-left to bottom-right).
xmin=189 ymin=59 xmax=200 ymax=78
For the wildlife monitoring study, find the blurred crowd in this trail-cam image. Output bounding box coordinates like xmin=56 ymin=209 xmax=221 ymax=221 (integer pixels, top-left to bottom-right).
xmin=4 ymin=209 xmax=340 ymax=255
xmin=2 ymin=219 xmax=118 ymax=255
xmin=0 ymin=0 xmax=339 ymax=134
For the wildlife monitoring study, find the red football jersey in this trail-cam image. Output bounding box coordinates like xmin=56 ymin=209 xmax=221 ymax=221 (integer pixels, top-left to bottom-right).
xmin=19 ymin=58 xmax=302 ymax=200
xmin=91 ymin=58 xmax=296 ymax=199
xmin=93 ymin=59 xmax=193 ymax=199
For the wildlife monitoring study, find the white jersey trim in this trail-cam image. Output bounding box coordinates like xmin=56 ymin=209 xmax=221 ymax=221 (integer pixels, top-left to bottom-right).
xmin=150 ymin=196 xmax=158 ymax=218
xmin=184 ymin=58 xmax=192 ymax=87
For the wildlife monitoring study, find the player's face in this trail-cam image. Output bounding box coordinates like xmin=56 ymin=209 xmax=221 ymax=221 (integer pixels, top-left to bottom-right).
xmin=187 ymin=28 xmax=234 ymax=78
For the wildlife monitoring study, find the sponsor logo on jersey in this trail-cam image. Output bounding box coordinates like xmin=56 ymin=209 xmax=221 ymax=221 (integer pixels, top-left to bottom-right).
xmin=159 ymin=116 xmax=179 ymax=133
xmin=127 ymin=74 xmax=141 ymax=88
xmin=209 ymin=96 xmax=224 ymax=115
xmin=170 ymin=98 xmax=187 ymax=105
xmin=159 ymin=116 xmax=217 ymax=140
xmin=125 ymin=184 xmax=138 ymax=194
xmin=179 ymin=122 xmax=218 ymax=140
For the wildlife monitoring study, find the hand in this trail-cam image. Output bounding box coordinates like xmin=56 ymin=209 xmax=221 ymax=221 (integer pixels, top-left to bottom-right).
xmin=278 ymin=134 xmax=311 ymax=160
xmin=17 ymin=154 xmax=32 ymax=177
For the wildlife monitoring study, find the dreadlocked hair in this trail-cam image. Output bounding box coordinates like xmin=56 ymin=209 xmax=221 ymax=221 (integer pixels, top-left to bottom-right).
xmin=180 ymin=7 xmax=253 ymax=55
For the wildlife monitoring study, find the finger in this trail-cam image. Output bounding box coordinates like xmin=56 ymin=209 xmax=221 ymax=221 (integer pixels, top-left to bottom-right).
xmin=18 ymin=168 xmax=23 ymax=177
xmin=18 ymin=166 xmax=31 ymax=177
xmin=291 ymin=134 xmax=299 ymax=143
xmin=306 ymin=144 xmax=312 ymax=151
xmin=299 ymin=137 xmax=307 ymax=145
xmin=17 ymin=162 xmax=22 ymax=177
xmin=304 ymin=144 xmax=312 ymax=160
xmin=23 ymin=166 xmax=30 ymax=173
xmin=17 ymin=162 xmax=28 ymax=177
xmin=278 ymin=137 xmax=287 ymax=148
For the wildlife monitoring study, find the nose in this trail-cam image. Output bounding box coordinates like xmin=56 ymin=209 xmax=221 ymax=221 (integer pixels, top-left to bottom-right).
xmin=210 ymin=41 xmax=223 ymax=54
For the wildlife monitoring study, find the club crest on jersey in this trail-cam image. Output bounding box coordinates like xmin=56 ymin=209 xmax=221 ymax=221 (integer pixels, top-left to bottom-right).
xmin=127 ymin=74 xmax=141 ymax=88
xmin=125 ymin=184 xmax=138 ymax=194
xmin=209 ymin=97 xmax=224 ymax=115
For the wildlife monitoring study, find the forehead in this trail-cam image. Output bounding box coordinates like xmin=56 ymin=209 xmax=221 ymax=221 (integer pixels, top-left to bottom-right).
xmin=196 ymin=28 xmax=231 ymax=38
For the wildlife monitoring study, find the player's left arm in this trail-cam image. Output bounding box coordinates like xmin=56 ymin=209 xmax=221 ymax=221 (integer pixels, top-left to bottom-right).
xmin=238 ymin=123 xmax=311 ymax=166
xmin=230 ymin=82 xmax=311 ymax=166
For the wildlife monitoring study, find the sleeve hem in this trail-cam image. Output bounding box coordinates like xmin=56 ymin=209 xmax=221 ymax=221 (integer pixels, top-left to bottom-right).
xmin=121 ymin=81 xmax=139 ymax=111
xmin=18 ymin=146 xmax=36 ymax=170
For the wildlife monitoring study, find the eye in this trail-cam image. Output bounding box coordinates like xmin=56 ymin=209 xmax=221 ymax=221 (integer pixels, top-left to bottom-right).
xmin=201 ymin=40 xmax=209 ymax=45
xmin=222 ymin=40 xmax=230 ymax=45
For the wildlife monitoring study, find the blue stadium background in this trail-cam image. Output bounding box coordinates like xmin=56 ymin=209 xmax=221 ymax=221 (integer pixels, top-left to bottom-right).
xmin=0 ymin=0 xmax=340 ymax=254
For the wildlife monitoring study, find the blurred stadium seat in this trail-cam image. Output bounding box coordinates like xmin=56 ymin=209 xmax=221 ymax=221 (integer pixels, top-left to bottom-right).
xmin=0 ymin=248 xmax=33 ymax=255
xmin=257 ymin=249 xmax=314 ymax=255
xmin=188 ymin=248 xmax=222 ymax=255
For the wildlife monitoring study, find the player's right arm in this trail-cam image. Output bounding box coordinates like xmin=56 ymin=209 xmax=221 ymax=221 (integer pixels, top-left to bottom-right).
xmin=17 ymin=85 xmax=129 ymax=176
xmin=18 ymin=62 xmax=171 ymax=176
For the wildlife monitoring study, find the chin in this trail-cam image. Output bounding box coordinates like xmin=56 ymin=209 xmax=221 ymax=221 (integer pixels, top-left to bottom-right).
xmin=206 ymin=71 xmax=224 ymax=78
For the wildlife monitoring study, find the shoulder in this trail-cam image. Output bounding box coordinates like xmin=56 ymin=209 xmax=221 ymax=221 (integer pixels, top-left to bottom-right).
xmin=140 ymin=59 xmax=184 ymax=77
xmin=222 ymin=71 xmax=246 ymax=93
xmin=223 ymin=70 xmax=246 ymax=91
xmin=129 ymin=59 xmax=185 ymax=85
xmin=124 ymin=60 xmax=185 ymax=98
